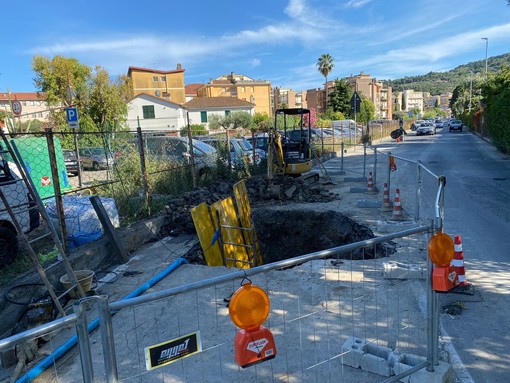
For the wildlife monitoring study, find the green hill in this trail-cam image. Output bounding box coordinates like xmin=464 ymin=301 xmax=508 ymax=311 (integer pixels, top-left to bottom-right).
xmin=386 ymin=53 xmax=510 ymax=95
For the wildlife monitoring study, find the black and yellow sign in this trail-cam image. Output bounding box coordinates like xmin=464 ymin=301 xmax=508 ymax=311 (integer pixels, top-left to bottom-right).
xmin=145 ymin=331 xmax=202 ymax=370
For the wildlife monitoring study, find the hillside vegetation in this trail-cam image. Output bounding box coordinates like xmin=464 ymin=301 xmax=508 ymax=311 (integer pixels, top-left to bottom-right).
xmin=386 ymin=53 xmax=510 ymax=95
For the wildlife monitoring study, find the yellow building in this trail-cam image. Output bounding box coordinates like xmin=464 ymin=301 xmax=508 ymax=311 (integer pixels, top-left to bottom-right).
xmin=196 ymin=72 xmax=272 ymax=116
xmin=128 ymin=64 xmax=186 ymax=105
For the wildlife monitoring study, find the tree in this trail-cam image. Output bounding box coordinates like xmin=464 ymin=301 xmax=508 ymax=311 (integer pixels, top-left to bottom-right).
xmin=316 ymin=54 xmax=334 ymax=111
xmin=401 ymin=93 xmax=406 ymax=111
xmin=327 ymin=79 xmax=353 ymax=116
xmin=88 ymin=66 xmax=131 ymax=129
xmin=359 ymin=98 xmax=375 ymax=126
xmin=32 ymin=55 xmax=131 ymax=136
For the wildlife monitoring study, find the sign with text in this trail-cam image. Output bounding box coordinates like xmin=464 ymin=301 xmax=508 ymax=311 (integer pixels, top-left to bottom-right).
xmin=145 ymin=331 xmax=202 ymax=371
xmin=66 ymin=107 xmax=79 ymax=129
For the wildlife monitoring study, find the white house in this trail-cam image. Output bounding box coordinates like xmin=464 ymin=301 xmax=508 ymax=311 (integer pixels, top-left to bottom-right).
xmin=183 ymin=97 xmax=255 ymax=129
xmin=126 ymin=93 xmax=187 ymax=131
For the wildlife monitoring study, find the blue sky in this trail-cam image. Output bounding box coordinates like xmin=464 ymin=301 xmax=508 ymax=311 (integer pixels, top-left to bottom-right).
xmin=1 ymin=0 xmax=509 ymax=92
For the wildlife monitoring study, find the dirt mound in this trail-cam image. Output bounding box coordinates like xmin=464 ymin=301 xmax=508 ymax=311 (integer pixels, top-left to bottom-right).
xmin=253 ymin=208 xmax=396 ymax=263
xmin=159 ymin=174 xmax=340 ymax=237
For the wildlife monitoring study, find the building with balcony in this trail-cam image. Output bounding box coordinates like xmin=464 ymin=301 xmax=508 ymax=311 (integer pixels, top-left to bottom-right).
xmin=306 ymin=73 xmax=392 ymax=120
xmin=272 ymin=87 xmax=307 ymax=111
xmin=128 ymin=65 xmax=186 ymax=105
xmin=196 ymin=73 xmax=271 ymax=116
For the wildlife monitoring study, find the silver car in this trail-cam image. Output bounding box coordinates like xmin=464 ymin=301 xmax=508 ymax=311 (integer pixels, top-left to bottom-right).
xmin=416 ymin=122 xmax=436 ymax=136
xmin=78 ymin=147 xmax=114 ymax=170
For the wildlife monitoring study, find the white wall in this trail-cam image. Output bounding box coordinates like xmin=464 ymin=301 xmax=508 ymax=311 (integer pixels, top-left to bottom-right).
xmin=127 ymin=94 xmax=186 ymax=131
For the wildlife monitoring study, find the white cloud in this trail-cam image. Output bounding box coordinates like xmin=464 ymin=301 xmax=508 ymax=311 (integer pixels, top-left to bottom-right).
xmin=345 ymin=0 xmax=373 ymax=9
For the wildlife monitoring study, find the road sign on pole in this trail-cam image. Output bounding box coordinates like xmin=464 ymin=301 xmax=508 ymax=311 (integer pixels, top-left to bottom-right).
xmin=11 ymin=100 xmax=22 ymax=116
xmin=66 ymin=107 xmax=79 ymax=129
xmin=350 ymin=92 xmax=361 ymax=114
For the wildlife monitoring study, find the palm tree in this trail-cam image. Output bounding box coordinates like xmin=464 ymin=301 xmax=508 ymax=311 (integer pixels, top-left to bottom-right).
xmin=316 ymin=54 xmax=334 ymax=112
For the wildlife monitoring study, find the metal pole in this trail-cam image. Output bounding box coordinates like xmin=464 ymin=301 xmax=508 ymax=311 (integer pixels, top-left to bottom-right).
xmin=136 ymin=124 xmax=150 ymax=215
xmin=482 ymin=37 xmax=488 ymax=81
xmin=387 ymin=152 xmax=391 ymax=197
xmin=45 ymin=128 xmax=67 ymax=254
xmin=74 ymin=299 xmax=95 ymax=383
xmin=98 ymin=295 xmax=119 ymax=383
xmin=340 ymin=141 xmax=344 ymax=173
xmin=362 ymin=144 xmax=366 ymax=177
xmin=426 ymin=219 xmax=435 ymax=372
xmin=373 ymin=148 xmax=378 ymax=188
xmin=415 ymin=162 xmax=422 ymax=222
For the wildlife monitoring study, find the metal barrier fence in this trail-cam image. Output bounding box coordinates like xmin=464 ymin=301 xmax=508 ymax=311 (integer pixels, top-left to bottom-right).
xmin=0 ymin=125 xmax=449 ymax=382
xmin=0 ymin=154 xmax=447 ymax=382
xmin=1 ymin=224 xmax=438 ymax=383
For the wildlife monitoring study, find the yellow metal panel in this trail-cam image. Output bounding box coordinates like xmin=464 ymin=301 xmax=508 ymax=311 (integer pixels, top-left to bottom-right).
xmin=233 ymin=180 xmax=262 ymax=266
xmin=210 ymin=197 xmax=251 ymax=269
xmin=190 ymin=202 xmax=223 ymax=267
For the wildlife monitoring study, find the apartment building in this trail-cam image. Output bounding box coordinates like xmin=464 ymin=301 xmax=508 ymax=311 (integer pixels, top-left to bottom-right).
xmin=344 ymin=73 xmax=393 ymax=119
xmin=128 ymin=65 xmax=186 ymax=105
xmin=395 ymin=90 xmax=425 ymax=115
xmin=0 ymin=92 xmax=50 ymax=122
xmin=306 ymin=73 xmax=392 ymax=119
xmin=196 ymin=73 xmax=271 ymax=116
xmin=272 ymin=87 xmax=307 ymax=110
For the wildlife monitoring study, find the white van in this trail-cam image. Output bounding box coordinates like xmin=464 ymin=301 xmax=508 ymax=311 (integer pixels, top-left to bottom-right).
xmin=0 ymin=159 xmax=40 ymax=268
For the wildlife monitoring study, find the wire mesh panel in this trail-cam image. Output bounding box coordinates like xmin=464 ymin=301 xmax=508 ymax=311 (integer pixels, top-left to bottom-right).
xmin=42 ymin=230 xmax=430 ymax=383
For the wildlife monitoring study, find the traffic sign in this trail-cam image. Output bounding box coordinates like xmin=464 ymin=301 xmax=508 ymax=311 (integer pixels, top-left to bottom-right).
xmin=11 ymin=100 xmax=22 ymax=116
xmin=66 ymin=107 xmax=79 ymax=129
xmin=350 ymin=92 xmax=361 ymax=113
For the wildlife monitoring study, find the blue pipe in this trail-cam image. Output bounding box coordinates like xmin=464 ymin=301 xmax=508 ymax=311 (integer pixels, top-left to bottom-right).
xmin=16 ymin=257 xmax=188 ymax=383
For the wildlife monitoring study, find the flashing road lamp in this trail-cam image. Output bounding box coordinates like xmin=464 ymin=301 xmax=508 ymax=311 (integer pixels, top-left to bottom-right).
xmin=482 ymin=37 xmax=488 ymax=81
xmin=428 ymin=231 xmax=458 ymax=291
xmin=229 ymin=281 xmax=277 ymax=368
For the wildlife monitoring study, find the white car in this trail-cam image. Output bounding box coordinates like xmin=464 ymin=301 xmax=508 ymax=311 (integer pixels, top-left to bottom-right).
xmin=416 ymin=122 xmax=436 ymax=136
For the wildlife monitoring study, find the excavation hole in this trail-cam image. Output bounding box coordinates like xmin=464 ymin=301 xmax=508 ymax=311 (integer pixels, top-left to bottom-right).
xmin=184 ymin=208 xmax=396 ymax=265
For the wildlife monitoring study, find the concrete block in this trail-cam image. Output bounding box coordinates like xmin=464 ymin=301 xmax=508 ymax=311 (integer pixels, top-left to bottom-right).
xmin=376 ymin=220 xmax=420 ymax=233
xmin=357 ymin=199 xmax=382 ymax=208
xmin=0 ymin=347 xmax=16 ymax=368
xmin=341 ymin=336 xmax=366 ymax=368
xmin=409 ymin=360 xmax=452 ymax=383
xmin=361 ymin=352 xmax=392 ymax=377
xmin=382 ymin=261 xmax=426 ymax=280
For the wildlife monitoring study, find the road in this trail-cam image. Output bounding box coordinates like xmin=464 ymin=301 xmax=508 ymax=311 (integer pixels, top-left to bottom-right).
xmin=390 ymin=127 xmax=510 ymax=383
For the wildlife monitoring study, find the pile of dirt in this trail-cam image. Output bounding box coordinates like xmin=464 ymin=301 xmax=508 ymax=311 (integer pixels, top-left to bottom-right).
xmin=159 ymin=174 xmax=340 ymax=237
xmin=253 ymin=209 xmax=396 ymax=263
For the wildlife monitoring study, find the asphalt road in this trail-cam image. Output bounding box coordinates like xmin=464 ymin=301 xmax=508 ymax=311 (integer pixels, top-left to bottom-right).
xmin=389 ymin=127 xmax=510 ymax=383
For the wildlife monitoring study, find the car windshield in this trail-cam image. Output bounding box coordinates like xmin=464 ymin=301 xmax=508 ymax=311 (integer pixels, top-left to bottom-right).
xmin=192 ymin=139 xmax=216 ymax=155
xmin=237 ymin=139 xmax=253 ymax=151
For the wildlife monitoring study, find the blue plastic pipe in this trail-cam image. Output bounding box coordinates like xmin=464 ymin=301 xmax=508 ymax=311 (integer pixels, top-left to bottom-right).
xmin=16 ymin=257 xmax=188 ymax=383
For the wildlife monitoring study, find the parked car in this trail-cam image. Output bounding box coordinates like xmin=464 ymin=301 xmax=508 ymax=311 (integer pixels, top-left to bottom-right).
xmin=62 ymin=149 xmax=80 ymax=176
xmin=142 ymin=136 xmax=217 ymax=172
xmin=195 ymin=136 xmax=256 ymax=168
xmin=236 ymin=137 xmax=264 ymax=162
xmin=434 ymin=119 xmax=444 ymax=128
xmin=411 ymin=120 xmax=426 ymax=131
xmin=416 ymin=122 xmax=436 ymax=136
xmin=448 ymin=119 xmax=463 ymax=132
xmin=78 ymin=147 xmax=115 ymax=170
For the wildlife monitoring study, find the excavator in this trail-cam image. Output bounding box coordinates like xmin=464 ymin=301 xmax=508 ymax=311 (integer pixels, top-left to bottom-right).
xmin=267 ymin=108 xmax=319 ymax=185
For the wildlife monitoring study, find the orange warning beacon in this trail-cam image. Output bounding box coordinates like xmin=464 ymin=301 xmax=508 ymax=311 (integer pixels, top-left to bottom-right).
xmin=229 ymin=281 xmax=277 ymax=368
xmin=428 ymin=231 xmax=458 ymax=291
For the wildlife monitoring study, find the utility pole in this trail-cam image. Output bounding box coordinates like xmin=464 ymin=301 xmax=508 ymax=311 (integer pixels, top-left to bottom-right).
xmin=481 ymin=37 xmax=488 ymax=81
xmin=469 ymin=71 xmax=473 ymax=112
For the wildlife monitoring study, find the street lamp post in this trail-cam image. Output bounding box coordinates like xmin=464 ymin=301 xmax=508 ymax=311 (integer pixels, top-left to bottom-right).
xmin=481 ymin=37 xmax=488 ymax=80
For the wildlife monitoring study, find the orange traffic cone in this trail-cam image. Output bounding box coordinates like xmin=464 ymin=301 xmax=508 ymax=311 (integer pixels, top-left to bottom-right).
xmin=391 ymin=188 xmax=405 ymax=221
xmin=451 ymin=235 xmax=467 ymax=286
xmin=381 ymin=183 xmax=392 ymax=212
xmin=366 ymin=172 xmax=377 ymax=194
